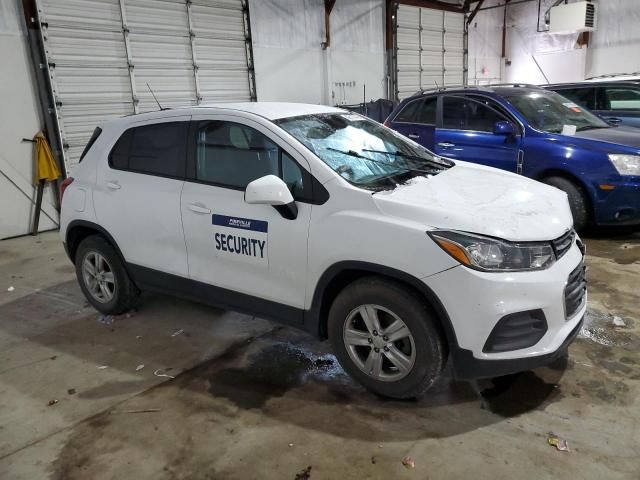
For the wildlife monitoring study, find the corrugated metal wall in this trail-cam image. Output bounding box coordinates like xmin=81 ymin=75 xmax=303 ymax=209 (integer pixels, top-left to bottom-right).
xmin=36 ymin=0 xmax=254 ymax=169
xmin=395 ymin=5 xmax=464 ymax=100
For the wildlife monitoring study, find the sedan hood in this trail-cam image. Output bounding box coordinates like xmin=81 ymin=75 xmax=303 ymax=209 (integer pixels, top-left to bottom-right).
xmin=373 ymin=162 xmax=573 ymax=242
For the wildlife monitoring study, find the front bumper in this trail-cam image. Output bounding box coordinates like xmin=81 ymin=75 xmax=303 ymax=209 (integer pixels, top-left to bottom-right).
xmin=593 ymin=178 xmax=640 ymax=225
xmin=424 ymin=242 xmax=586 ymax=379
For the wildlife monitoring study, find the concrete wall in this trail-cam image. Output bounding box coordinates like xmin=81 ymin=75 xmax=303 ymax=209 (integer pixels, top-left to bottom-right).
xmin=0 ymin=0 xmax=58 ymax=239
xmin=249 ymin=0 xmax=386 ymax=106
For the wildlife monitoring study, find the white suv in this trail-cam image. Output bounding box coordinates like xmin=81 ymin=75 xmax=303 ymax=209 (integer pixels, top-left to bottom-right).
xmin=60 ymin=103 xmax=586 ymax=398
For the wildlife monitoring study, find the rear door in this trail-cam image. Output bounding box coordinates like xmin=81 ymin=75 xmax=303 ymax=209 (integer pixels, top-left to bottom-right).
xmin=388 ymin=96 xmax=438 ymax=150
xmin=434 ymin=95 xmax=521 ymax=172
xmin=93 ymin=116 xmax=190 ymax=277
xmin=597 ymin=85 xmax=640 ymax=128
xmin=180 ymin=114 xmax=313 ymax=317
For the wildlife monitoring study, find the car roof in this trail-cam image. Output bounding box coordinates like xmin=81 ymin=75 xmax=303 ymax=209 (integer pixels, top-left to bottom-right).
xmin=545 ymin=80 xmax=640 ymax=87
xmin=112 ymin=102 xmax=346 ymax=127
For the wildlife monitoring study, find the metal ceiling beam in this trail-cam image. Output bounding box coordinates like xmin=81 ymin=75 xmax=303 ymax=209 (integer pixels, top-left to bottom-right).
xmin=396 ymin=0 xmax=466 ymax=13
xmin=322 ymin=0 xmax=336 ymax=49
xmin=466 ymin=0 xmax=485 ymax=25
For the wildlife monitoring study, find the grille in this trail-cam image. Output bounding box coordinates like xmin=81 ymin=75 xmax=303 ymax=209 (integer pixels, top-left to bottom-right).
xmin=585 ymin=4 xmax=595 ymax=28
xmin=552 ymin=229 xmax=575 ymax=259
xmin=565 ymin=262 xmax=587 ymax=319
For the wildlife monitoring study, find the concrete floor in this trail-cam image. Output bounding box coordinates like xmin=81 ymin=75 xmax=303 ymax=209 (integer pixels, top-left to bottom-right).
xmin=0 ymin=230 xmax=638 ymax=479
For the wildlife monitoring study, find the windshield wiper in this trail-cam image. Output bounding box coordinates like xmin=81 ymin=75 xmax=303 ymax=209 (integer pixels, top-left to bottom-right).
xmin=361 ymin=149 xmax=452 ymax=169
xmin=325 ymin=147 xmax=444 ymax=175
xmin=576 ymin=125 xmax=610 ymax=132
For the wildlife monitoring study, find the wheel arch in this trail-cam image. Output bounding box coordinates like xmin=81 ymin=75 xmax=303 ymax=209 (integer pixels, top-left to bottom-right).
xmin=535 ymin=168 xmax=594 ymax=219
xmin=307 ymin=261 xmax=459 ymax=351
xmin=65 ymin=220 xmax=127 ymax=265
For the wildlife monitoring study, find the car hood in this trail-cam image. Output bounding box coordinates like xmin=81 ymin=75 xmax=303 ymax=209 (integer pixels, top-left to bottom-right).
xmin=372 ymin=162 xmax=573 ymax=242
xmin=572 ymin=126 xmax=640 ymax=150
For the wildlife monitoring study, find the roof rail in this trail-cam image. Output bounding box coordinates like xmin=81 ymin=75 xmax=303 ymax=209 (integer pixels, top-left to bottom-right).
xmin=485 ymin=83 xmax=543 ymax=88
xmin=415 ymin=83 xmax=541 ymax=96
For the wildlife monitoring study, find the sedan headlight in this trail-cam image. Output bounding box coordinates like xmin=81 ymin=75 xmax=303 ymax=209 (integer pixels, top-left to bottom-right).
xmin=608 ymin=154 xmax=640 ymax=176
xmin=429 ymin=230 xmax=555 ymax=272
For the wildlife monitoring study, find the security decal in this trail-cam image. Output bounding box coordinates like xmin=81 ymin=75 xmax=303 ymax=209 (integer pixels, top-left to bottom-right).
xmin=212 ymin=214 xmax=268 ymax=264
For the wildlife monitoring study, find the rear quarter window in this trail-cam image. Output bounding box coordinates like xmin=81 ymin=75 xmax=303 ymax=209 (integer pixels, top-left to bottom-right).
xmin=108 ymin=122 xmax=188 ymax=178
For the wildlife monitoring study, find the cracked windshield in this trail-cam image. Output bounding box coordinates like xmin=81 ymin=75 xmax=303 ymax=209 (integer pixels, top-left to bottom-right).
xmin=277 ymin=113 xmax=452 ymax=189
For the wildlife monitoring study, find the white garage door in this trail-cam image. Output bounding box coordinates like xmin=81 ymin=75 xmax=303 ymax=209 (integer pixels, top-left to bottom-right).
xmin=395 ymin=5 xmax=465 ymax=100
xmin=36 ymin=0 xmax=255 ymax=170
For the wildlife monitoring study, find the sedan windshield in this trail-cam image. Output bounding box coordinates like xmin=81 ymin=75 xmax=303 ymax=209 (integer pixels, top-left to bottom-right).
xmin=276 ymin=113 xmax=452 ymax=189
xmin=503 ymin=90 xmax=610 ymax=133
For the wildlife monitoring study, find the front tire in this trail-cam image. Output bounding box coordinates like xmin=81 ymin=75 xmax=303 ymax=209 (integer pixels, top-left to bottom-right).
xmin=75 ymin=235 xmax=139 ymax=315
xmin=543 ymin=176 xmax=590 ymax=232
xmin=328 ymin=277 xmax=447 ymax=399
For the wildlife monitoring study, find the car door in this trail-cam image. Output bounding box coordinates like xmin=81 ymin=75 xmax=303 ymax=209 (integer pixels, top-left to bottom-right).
xmin=93 ymin=116 xmax=190 ymax=277
xmin=181 ymin=114 xmax=313 ymax=319
xmin=388 ymin=96 xmax=437 ymax=150
xmin=597 ymin=85 xmax=640 ymax=128
xmin=434 ymin=95 xmax=521 ymax=172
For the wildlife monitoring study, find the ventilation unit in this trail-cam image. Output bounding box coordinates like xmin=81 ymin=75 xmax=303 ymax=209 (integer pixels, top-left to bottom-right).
xmin=549 ymin=1 xmax=596 ymax=33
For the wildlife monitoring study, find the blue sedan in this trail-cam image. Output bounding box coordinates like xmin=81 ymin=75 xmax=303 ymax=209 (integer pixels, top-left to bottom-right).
xmin=385 ymin=85 xmax=640 ymax=231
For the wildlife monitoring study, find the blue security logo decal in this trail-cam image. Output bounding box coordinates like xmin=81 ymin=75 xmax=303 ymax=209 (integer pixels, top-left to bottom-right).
xmin=212 ymin=215 xmax=268 ymax=233
xmin=212 ymin=214 xmax=268 ymax=264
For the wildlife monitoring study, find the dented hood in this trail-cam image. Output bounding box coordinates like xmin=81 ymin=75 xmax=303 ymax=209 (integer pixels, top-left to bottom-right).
xmin=373 ymin=161 xmax=573 ymax=242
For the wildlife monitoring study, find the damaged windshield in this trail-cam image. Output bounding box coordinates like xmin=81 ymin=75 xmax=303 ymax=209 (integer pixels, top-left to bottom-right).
xmin=504 ymin=90 xmax=610 ymax=133
xmin=276 ymin=112 xmax=453 ymax=189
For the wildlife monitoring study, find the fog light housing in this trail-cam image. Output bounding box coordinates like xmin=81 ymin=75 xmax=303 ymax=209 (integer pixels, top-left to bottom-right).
xmin=483 ymin=309 xmax=547 ymax=353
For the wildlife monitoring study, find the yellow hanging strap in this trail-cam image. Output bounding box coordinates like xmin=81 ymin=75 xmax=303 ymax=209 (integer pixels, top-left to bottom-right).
xmin=34 ymin=131 xmax=61 ymax=183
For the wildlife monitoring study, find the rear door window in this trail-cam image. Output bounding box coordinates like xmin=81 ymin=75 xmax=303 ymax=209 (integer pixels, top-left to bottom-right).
xmin=555 ymin=88 xmax=596 ymax=110
xmin=394 ymin=99 xmax=422 ymax=122
xmin=109 ymin=122 xmax=188 ymax=178
xmin=601 ymin=86 xmax=640 ymax=110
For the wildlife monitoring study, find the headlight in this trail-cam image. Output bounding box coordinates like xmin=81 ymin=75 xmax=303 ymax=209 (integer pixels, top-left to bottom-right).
xmin=429 ymin=230 xmax=555 ymax=272
xmin=608 ymin=154 xmax=640 ymax=176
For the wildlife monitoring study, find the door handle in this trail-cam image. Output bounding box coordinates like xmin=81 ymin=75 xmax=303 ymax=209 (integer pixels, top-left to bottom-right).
xmin=408 ymin=134 xmax=420 ymax=139
xmin=187 ymin=203 xmax=211 ymax=214
xmin=606 ymin=117 xmax=622 ymax=125
xmin=106 ymin=181 xmax=121 ymax=190
xmin=437 ymin=142 xmax=455 ymax=148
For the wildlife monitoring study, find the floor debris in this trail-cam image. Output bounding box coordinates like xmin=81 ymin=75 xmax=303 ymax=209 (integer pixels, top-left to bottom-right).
xmin=153 ymin=369 xmax=175 ymax=379
xmin=7 ymin=286 xmax=15 ymax=292
xmin=111 ymin=408 xmax=161 ymax=414
xmin=547 ymin=433 xmax=570 ymax=452
xmin=67 ymin=388 xmax=76 ymax=395
xmin=294 ymin=466 xmax=312 ymax=480
xmin=171 ymin=328 xmax=184 ymax=337
xmin=97 ymin=314 xmax=114 ymax=325
xmin=97 ymin=365 xmax=109 ymax=369
xmin=401 ymin=456 xmax=415 ymax=469
xmin=371 ymin=456 xmax=376 ymax=464
xmin=612 ymin=316 xmax=626 ymax=327
xmin=136 ymin=364 xmax=145 ymax=372
xmin=47 ymin=399 xmax=58 ymax=406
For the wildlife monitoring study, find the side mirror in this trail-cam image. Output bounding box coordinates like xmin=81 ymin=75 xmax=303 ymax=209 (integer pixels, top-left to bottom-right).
xmin=245 ymin=175 xmax=298 ymax=220
xmin=493 ymin=120 xmax=515 ymax=135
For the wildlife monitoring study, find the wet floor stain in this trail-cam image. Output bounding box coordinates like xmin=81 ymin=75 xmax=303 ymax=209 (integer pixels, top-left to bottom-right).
xmin=208 ymin=342 xmax=347 ymax=409
xmin=579 ymin=308 xmax=639 ymax=348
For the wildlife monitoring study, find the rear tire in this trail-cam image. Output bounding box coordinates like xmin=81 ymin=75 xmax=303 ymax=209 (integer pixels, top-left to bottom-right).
xmin=543 ymin=176 xmax=590 ymax=232
xmin=75 ymin=235 xmax=139 ymax=315
xmin=328 ymin=277 xmax=447 ymax=399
